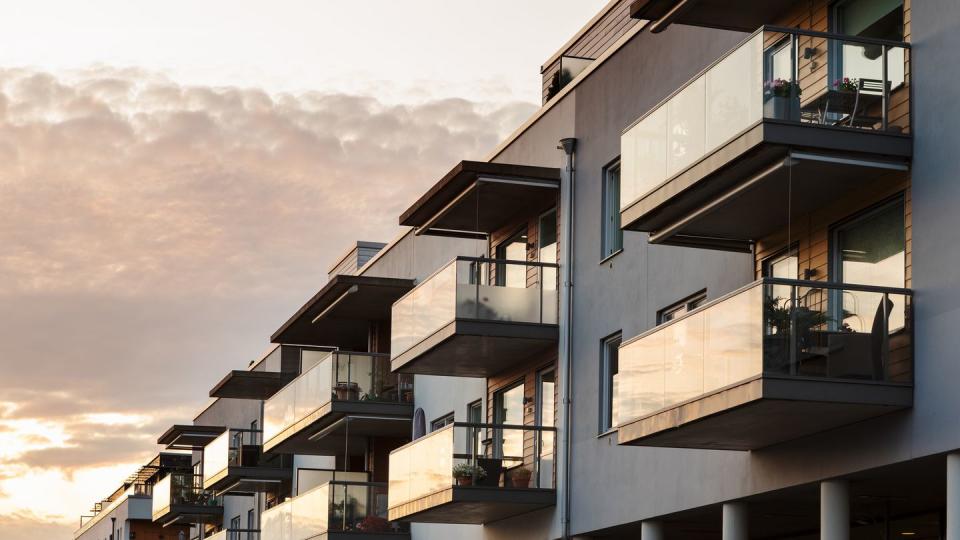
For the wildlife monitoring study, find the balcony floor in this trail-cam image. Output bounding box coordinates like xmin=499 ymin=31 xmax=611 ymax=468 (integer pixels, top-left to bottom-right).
xmin=391 ymin=319 xmax=558 ymax=377
xmin=388 ymin=486 xmax=555 ymax=524
xmin=263 ymin=401 xmax=413 ymax=455
xmin=617 ymin=376 xmax=912 ymax=450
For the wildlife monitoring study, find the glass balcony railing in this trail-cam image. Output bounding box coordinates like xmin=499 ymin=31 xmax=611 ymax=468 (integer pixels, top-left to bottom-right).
xmin=620 ymin=25 xmax=911 ymax=211
xmin=390 ymin=257 xmax=560 ymax=359
xmin=204 ymin=429 xmax=277 ymax=487
xmin=151 ymin=473 xmax=221 ymax=521
xmin=616 ymin=278 xmax=913 ymax=426
xmin=209 ymin=530 xmax=259 ymax=540
xmin=389 ymin=422 xmax=556 ymax=510
xmin=261 ymin=481 xmax=408 ymax=538
xmin=263 ymin=352 xmax=413 ymax=446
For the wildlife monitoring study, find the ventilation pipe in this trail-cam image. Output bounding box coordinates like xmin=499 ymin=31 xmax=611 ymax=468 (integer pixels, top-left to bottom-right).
xmin=558 ymin=137 xmax=576 ymax=540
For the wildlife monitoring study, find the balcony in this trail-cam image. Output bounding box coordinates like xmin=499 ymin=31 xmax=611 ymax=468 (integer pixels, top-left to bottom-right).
xmin=262 ymin=351 xmax=414 ymax=455
xmin=151 ymin=473 xmax=222 ymax=526
xmin=388 ymin=423 xmax=556 ymax=524
xmin=390 ymin=257 xmax=559 ymax=377
xmin=202 ymin=429 xmax=290 ymax=495
xmin=619 ymin=27 xmax=911 ymax=251
xmin=261 ymin=481 xmax=409 ymax=540
xmin=616 ymin=278 xmax=913 ymax=450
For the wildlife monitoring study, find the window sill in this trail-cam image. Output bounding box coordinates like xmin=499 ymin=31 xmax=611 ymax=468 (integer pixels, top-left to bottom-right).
xmin=599 ymin=249 xmax=623 ymax=265
xmin=596 ymin=428 xmax=618 ymax=439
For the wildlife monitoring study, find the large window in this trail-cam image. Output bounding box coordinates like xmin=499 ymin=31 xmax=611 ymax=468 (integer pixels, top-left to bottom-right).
xmin=831 ymin=0 xmax=905 ymax=88
xmin=762 ymin=245 xmax=799 ymax=304
xmin=495 ymin=228 xmax=528 ymax=287
xmin=602 ymin=160 xmax=623 ymax=259
xmin=832 ymin=196 xmax=906 ymax=331
xmin=600 ymin=332 xmax=622 ymax=432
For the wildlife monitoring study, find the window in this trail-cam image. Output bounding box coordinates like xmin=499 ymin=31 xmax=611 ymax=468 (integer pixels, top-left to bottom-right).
xmin=539 ymin=209 xmax=559 ymax=292
xmin=246 ymin=509 xmax=255 ymax=540
xmin=229 ymin=516 xmax=241 ymax=540
xmin=495 ymin=228 xmax=528 ymax=287
xmin=830 ymin=0 xmax=905 ymax=89
xmin=831 ymin=196 xmax=905 ymax=331
xmin=762 ymin=245 xmax=799 ymax=304
xmin=467 ymin=400 xmax=483 ymax=423
xmin=249 ymin=420 xmax=259 ymax=445
xmin=430 ymin=412 xmax=455 ymax=431
xmin=600 ymin=333 xmax=622 ymax=431
xmin=601 ymin=160 xmax=623 ymax=259
xmin=536 ymin=369 xmax=556 ymax=457
xmin=765 ymin=38 xmax=793 ymax=83
xmin=658 ymin=291 xmax=708 ymax=324
xmin=493 ymin=382 xmax=524 ymax=461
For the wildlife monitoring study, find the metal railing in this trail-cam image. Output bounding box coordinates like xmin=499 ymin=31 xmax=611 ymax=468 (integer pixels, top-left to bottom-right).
xmin=74 ymin=483 xmax=152 ymax=538
xmin=620 ymin=25 xmax=911 ymax=212
xmin=616 ymin=278 xmax=913 ymax=427
xmin=208 ymin=529 xmax=260 ymax=540
xmin=390 ymin=256 xmax=560 ymax=359
xmin=151 ymin=473 xmax=221 ymax=521
xmin=261 ymin=480 xmax=408 ymax=538
xmin=388 ymin=422 xmax=557 ymax=511
xmin=263 ymin=351 xmax=413 ymax=446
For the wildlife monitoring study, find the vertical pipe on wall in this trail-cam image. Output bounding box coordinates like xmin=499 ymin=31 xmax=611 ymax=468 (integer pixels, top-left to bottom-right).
xmin=723 ymin=502 xmax=749 ymax=540
xmin=558 ymin=137 xmax=577 ymax=540
xmin=641 ymin=520 xmax=666 ymax=540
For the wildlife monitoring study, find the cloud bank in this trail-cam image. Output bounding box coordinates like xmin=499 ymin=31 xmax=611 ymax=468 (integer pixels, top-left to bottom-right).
xmin=0 ymin=66 xmax=536 ymax=534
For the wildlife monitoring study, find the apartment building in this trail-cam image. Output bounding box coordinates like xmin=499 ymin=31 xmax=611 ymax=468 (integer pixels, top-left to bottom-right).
xmin=79 ymin=0 xmax=960 ymax=538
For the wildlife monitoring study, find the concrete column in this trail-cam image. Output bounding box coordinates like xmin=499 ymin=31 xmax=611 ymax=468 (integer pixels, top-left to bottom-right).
xmin=723 ymin=502 xmax=748 ymax=540
xmin=948 ymin=453 xmax=960 ymax=540
xmin=641 ymin=520 xmax=665 ymax=540
xmin=821 ymin=479 xmax=850 ymax=540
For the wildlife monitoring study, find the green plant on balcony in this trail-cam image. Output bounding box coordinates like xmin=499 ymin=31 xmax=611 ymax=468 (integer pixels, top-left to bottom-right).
xmin=452 ymin=463 xmax=487 ymax=486
xmin=357 ymin=515 xmax=391 ymax=532
xmin=764 ymin=295 xmax=834 ymax=372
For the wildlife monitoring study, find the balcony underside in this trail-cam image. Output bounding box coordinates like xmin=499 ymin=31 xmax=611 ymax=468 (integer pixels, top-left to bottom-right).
xmin=631 ymin=0 xmax=804 ymax=32
xmin=620 ymin=121 xmax=912 ymax=252
xmin=391 ymin=320 xmax=559 ymax=377
xmin=209 ymin=370 xmax=295 ymax=400
xmin=263 ymin=401 xmax=413 ymax=455
xmin=388 ymin=486 xmax=555 ymax=524
xmin=617 ymin=376 xmax=912 ymax=450
xmin=154 ymin=505 xmax=223 ymax=527
xmin=204 ymin=466 xmax=291 ymax=495
xmin=327 ymin=534 xmax=410 ymax=540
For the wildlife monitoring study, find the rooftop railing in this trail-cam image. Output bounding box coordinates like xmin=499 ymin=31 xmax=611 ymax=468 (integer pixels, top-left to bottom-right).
xmin=390 ymin=257 xmax=560 ymax=360
xmin=388 ymin=422 xmax=556 ymax=511
xmin=75 ymin=484 xmax=152 ymax=538
xmin=616 ymin=278 xmax=913 ymax=427
xmin=263 ymin=351 xmax=413 ymax=446
xmin=620 ymin=25 xmax=911 ymax=212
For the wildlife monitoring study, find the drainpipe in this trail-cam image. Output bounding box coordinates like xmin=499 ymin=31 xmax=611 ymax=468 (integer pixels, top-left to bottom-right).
xmin=558 ymin=137 xmax=577 ymax=540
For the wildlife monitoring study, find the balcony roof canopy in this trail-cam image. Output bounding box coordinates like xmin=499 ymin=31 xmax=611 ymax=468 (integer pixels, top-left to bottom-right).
xmin=209 ymin=370 xmax=296 ymax=400
xmin=271 ymin=274 xmax=415 ymax=348
xmin=157 ymin=424 xmax=226 ymax=450
xmin=399 ymin=160 xmax=560 ymax=237
xmin=630 ymin=0 xmax=800 ymax=33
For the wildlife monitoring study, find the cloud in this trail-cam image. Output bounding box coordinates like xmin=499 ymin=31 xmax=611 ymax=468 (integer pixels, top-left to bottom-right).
xmin=0 ymin=66 xmax=537 ymax=534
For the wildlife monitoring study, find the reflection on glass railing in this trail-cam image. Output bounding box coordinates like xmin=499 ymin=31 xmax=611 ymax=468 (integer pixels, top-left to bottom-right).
xmin=203 ymin=429 xmax=272 ymax=487
xmin=261 ymin=481 xmax=407 ymax=539
xmin=208 ymin=530 xmax=260 ymax=540
xmin=390 ymin=257 xmax=560 ymax=359
xmin=151 ymin=473 xmax=221 ymax=519
xmin=263 ymin=352 xmax=413 ymax=445
xmin=388 ymin=423 xmax=556 ymax=510
xmin=621 ymin=26 xmax=911 ymax=209
xmin=616 ymin=278 xmax=913 ymax=425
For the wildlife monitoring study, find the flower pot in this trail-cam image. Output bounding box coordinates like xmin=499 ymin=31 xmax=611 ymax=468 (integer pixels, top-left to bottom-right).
xmin=510 ymin=470 xmax=532 ymax=488
xmin=455 ymin=476 xmax=473 ymax=487
xmin=764 ymin=96 xmax=800 ymax=122
xmin=335 ymin=383 xmax=359 ymax=401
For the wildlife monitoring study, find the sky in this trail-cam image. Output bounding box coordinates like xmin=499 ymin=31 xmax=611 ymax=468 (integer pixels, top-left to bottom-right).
xmin=0 ymin=1 xmax=608 ymax=538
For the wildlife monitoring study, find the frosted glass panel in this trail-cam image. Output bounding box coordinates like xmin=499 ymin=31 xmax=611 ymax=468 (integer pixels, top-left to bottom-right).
xmin=667 ymin=77 xmax=706 ymax=177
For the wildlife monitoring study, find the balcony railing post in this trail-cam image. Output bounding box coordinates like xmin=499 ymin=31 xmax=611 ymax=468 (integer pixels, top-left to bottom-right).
xmin=789 ymin=284 xmax=799 ymax=375
xmin=882 ymin=45 xmax=889 ymax=131
xmin=881 ymin=292 xmax=890 ymax=380
xmin=538 ymin=263 xmax=544 ymax=324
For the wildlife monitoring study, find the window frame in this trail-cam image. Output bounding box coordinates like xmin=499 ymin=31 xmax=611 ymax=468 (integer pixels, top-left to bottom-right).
xmin=430 ymin=411 xmax=455 ymax=432
xmin=601 ymin=158 xmax=624 ymax=261
xmin=599 ymin=331 xmax=622 ymax=433
xmin=657 ymin=290 xmax=708 ymax=325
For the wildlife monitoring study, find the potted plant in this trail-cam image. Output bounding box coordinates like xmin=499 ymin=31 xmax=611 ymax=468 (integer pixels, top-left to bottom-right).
xmin=763 ymin=295 xmax=832 ymax=373
xmin=357 ymin=515 xmax=391 ymax=533
xmin=452 ymin=463 xmax=486 ymax=486
xmin=764 ymin=78 xmax=801 ymax=121
xmin=510 ymin=467 xmax=533 ymax=488
xmin=334 ymin=381 xmax=359 ymax=401
xmin=834 ymin=77 xmax=859 ymax=92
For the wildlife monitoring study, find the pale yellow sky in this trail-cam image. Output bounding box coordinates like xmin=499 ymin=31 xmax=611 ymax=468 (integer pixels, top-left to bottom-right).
xmin=0 ymin=1 xmax=608 ymax=538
